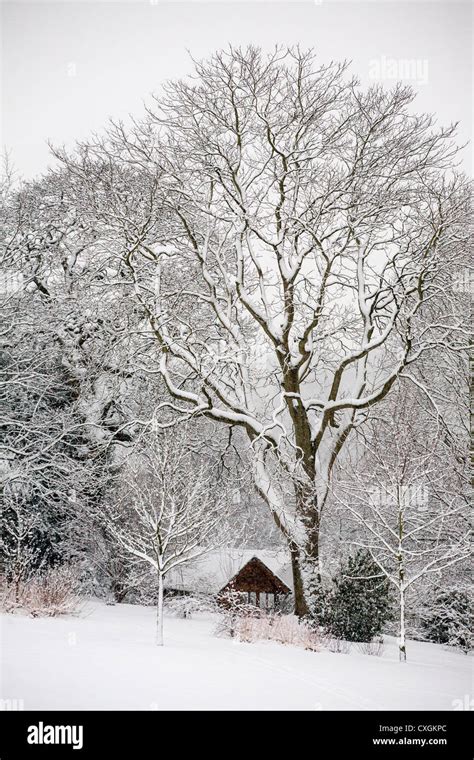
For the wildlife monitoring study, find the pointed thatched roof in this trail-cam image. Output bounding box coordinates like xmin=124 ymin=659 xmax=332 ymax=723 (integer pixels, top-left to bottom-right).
xmin=218 ymin=556 xmax=291 ymax=595
xmin=164 ymin=548 xmax=293 ymax=594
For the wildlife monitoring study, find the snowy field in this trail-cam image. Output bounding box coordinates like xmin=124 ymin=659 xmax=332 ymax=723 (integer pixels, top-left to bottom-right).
xmin=1 ymin=601 xmax=471 ymax=711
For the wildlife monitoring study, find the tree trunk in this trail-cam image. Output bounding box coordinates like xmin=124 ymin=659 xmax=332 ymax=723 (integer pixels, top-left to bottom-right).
xmin=290 ymin=542 xmax=310 ymax=617
xmin=397 ymin=498 xmax=407 ymax=661
xmin=156 ymin=572 xmax=164 ymax=646
xmin=14 ymin=573 xmax=21 ymax=604
xmin=254 ymin=445 xmax=322 ymax=619
xmin=111 ymin=582 xmax=128 ymax=604
xmin=399 ymin=582 xmax=407 ymax=662
xmin=289 ymin=505 xmax=321 ymax=619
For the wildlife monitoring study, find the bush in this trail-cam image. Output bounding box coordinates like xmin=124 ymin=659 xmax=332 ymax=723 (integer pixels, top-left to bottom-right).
xmin=0 ymin=566 xmax=80 ymax=617
xmin=216 ymin=606 xmax=322 ymax=651
xmin=237 ymin=613 xmax=321 ymax=650
xmin=214 ymin=595 xmax=262 ymax=638
xmin=323 ymin=550 xmax=392 ymax=642
xmin=164 ymin=593 xmax=217 ymax=618
xmin=356 ymin=636 xmax=385 ymax=656
xmin=421 ymin=587 xmax=473 ymax=653
xmin=326 ymin=637 xmax=352 ymax=654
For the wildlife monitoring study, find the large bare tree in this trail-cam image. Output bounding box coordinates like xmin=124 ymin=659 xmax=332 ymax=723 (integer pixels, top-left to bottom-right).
xmin=55 ymin=47 xmax=471 ymax=617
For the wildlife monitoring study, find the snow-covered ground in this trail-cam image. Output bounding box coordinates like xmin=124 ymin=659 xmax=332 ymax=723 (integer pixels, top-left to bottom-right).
xmin=1 ymin=601 xmax=471 ymax=711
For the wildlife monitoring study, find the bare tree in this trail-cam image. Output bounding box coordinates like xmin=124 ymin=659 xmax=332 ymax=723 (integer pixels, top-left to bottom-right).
xmin=53 ymin=46 xmax=471 ymax=617
xmin=334 ymin=389 xmax=471 ymax=660
xmin=103 ymin=427 xmax=229 ymax=645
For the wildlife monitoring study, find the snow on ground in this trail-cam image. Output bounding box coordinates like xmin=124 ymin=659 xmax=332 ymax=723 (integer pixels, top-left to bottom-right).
xmin=1 ymin=601 xmax=472 ymax=711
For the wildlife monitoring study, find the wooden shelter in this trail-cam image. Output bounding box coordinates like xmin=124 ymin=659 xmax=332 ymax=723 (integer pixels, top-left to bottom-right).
xmin=217 ymin=556 xmax=291 ymax=610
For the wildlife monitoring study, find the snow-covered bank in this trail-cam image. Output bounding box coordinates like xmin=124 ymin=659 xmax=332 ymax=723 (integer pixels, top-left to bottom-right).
xmin=1 ymin=602 xmax=471 ymax=711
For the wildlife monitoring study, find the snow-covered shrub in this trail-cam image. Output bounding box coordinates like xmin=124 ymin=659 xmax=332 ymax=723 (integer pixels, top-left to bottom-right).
xmin=0 ymin=572 xmax=36 ymax=613
xmin=421 ymin=587 xmax=473 ymax=653
xmin=164 ymin=593 xmax=217 ymax=618
xmin=323 ymin=550 xmax=392 ymax=642
xmin=0 ymin=574 xmax=16 ymax=612
xmin=234 ymin=613 xmax=268 ymax=642
xmin=214 ymin=595 xmax=261 ymax=638
xmin=356 ymin=636 xmax=385 ymax=656
xmin=26 ymin=567 xmax=80 ymax=617
xmin=217 ymin=607 xmax=322 ymax=651
xmin=0 ymin=567 xmax=80 ymax=617
xmin=263 ymin=614 xmax=321 ymax=651
xmin=326 ymin=637 xmax=352 ymax=654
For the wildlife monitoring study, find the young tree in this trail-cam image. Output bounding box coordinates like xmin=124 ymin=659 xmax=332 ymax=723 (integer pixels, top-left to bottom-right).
xmin=335 ymin=390 xmax=471 ymax=660
xmin=103 ymin=428 xmax=229 ymax=645
xmin=55 ymin=46 xmax=471 ymax=618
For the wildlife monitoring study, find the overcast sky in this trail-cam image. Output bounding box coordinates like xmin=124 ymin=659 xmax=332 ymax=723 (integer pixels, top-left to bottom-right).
xmin=1 ymin=1 xmax=472 ymax=180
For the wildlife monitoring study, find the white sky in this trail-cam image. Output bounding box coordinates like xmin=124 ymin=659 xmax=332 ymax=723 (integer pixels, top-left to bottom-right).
xmin=1 ymin=0 xmax=472 ymax=180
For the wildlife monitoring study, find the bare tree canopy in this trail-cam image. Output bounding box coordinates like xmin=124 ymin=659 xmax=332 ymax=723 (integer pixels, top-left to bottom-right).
xmin=46 ymin=46 xmax=472 ymax=618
